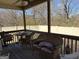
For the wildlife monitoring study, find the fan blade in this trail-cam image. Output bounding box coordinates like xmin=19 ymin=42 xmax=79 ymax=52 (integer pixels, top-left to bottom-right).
xmin=13 ymin=0 xmax=22 ymax=5
xmin=15 ymin=0 xmax=21 ymax=3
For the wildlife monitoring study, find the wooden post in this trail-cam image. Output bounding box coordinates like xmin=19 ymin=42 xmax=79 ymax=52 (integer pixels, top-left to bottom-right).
xmin=23 ymin=9 xmax=26 ymax=31
xmin=47 ymin=0 xmax=51 ymax=33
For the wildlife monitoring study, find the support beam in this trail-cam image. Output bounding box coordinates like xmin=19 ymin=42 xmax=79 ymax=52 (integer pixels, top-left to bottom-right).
xmin=23 ymin=9 xmax=26 ymax=31
xmin=47 ymin=0 xmax=51 ymax=33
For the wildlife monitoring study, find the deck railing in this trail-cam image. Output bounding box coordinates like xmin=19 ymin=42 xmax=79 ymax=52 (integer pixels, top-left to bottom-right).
xmin=0 ymin=30 xmax=24 ymax=45
xmin=0 ymin=30 xmax=79 ymax=54
xmin=60 ymin=34 xmax=79 ymax=54
xmin=51 ymin=33 xmax=79 ymax=55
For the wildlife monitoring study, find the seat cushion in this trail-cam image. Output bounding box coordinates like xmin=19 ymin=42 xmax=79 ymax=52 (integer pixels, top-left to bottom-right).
xmin=39 ymin=41 xmax=53 ymax=49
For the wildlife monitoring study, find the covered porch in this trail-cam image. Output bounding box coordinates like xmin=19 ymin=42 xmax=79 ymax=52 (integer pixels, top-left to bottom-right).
xmin=0 ymin=0 xmax=79 ymax=59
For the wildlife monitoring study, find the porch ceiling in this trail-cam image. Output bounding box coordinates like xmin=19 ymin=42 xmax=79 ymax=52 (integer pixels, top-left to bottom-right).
xmin=0 ymin=0 xmax=46 ymax=10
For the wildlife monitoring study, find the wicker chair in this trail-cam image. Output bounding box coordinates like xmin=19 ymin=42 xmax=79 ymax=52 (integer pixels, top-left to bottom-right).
xmin=32 ymin=32 xmax=63 ymax=59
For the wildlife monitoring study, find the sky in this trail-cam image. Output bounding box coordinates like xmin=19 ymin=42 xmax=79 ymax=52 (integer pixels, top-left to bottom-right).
xmin=53 ymin=0 xmax=79 ymax=15
xmin=26 ymin=9 xmax=33 ymax=15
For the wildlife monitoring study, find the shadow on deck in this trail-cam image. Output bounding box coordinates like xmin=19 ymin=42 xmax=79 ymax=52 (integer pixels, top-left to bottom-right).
xmin=2 ymin=43 xmax=40 ymax=59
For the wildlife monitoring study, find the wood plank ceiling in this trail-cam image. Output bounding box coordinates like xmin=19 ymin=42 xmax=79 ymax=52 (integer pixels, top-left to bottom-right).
xmin=0 ymin=0 xmax=46 ymax=10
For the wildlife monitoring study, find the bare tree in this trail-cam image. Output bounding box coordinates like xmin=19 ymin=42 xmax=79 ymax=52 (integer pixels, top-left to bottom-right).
xmin=0 ymin=10 xmax=18 ymax=27
xmin=0 ymin=15 xmax=4 ymax=27
xmin=61 ymin=0 xmax=73 ymax=20
xmin=32 ymin=2 xmax=47 ymax=25
xmin=53 ymin=0 xmax=73 ymax=20
xmin=7 ymin=10 xmax=18 ymax=26
xmin=32 ymin=8 xmax=37 ymax=25
xmin=53 ymin=0 xmax=79 ymax=22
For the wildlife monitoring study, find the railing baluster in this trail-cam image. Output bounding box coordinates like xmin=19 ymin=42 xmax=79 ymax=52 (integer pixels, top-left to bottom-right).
xmin=71 ymin=39 xmax=73 ymax=53
xmin=14 ymin=33 xmax=16 ymax=43
xmin=67 ymin=38 xmax=69 ymax=45
xmin=13 ymin=35 xmax=15 ymax=43
xmin=64 ymin=38 xmax=66 ymax=54
xmin=75 ymin=40 xmax=77 ymax=52
xmin=61 ymin=38 xmax=64 ymax=54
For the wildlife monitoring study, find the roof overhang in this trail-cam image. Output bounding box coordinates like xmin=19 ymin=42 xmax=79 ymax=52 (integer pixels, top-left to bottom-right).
xmin=0 ymin=0 xmax=47 ymax=10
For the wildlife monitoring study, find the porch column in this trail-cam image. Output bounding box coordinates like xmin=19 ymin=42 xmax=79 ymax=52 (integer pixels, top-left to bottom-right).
xmin=23 ymin=9 xmax=26 ymax=31
xmin=47 ymin=0 xmax=51 ymax=33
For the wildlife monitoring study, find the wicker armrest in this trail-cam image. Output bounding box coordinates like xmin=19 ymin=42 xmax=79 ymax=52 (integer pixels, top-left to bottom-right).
xmin=41 ymin=47 xmax=52 ymax=53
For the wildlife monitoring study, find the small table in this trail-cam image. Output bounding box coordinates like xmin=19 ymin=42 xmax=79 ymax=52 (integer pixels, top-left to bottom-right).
xmin=16 ymin=31 xmax=32 ymax=45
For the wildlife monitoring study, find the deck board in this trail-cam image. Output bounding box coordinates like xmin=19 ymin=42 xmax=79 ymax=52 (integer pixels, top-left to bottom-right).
xmin=2 ymin=44 xmax=40 ymax=59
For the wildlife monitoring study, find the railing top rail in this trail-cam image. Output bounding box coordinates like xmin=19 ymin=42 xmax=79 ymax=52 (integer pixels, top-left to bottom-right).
xmin=0 ymin=29 xmax=79 ymax=40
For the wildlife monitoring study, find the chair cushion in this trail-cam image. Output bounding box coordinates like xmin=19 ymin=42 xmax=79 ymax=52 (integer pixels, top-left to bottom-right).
xmin=39 ymin=41 xmax=53 ymax=49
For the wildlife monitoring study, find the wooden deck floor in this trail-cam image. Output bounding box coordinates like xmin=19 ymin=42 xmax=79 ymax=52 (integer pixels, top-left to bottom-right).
xmin=2 ymin=44 xmax=41 ymax=59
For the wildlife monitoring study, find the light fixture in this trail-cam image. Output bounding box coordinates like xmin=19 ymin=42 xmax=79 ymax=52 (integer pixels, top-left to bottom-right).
xmin=15 ymin=1 xmax=28 ymax=6
xmin=15 ymin=0 xmax=33 ymax=7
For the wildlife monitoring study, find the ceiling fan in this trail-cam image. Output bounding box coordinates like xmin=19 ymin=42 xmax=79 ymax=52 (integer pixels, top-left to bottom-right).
xmin=15 ymin=0 xmax=33 ymax=6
